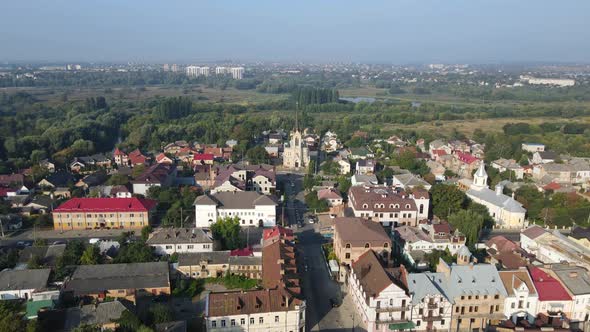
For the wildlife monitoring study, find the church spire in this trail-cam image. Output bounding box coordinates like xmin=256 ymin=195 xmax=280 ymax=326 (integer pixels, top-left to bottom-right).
xmin=295 ymin=109 xmax=299 ymax=132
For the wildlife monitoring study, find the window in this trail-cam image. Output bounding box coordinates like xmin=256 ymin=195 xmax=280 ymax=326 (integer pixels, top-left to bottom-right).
xmin=211 ymin=321 xmax=216 ymax=328
xmin=231 ymin=319 xmax=236 ymax=326
xmin=345 ymin=243 xmax=351 ymax=248
xmin=511 ymin=302 xmax=515 ymax=309
xmin=384 ymin=242 xmax=388 ymax=248
xmin=364 ymin=243 xmax=370 ymax=248
xmin=187 ymin=245 xmax=194 ymax=249
xmin=240 ymin=318 xmax=245 ymax=325
xmin=441 ymin=320 xmax=445 ymax=326
xmin=494 ymin=294 xmax=499 ymax=300
xmin=416 ymin=321 xmax=421 ymax=326
xmin=275 ymin=316 xmax=279 ymax=323
xmin=259 ymin=317 xmax=264 ymax=324
xmin=165 ymin=245 xmax=172 ymax=249
xmin=221 ymin=320 xmax=226 ymax=327
xmin=250 ymin=317 xmax=254 ymax=324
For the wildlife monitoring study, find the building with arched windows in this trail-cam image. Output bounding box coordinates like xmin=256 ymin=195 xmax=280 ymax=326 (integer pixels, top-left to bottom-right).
xmin=282 ymin=128 xmax=310 ymax=169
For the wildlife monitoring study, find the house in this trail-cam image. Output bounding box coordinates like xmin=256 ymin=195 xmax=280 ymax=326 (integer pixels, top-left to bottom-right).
xmin=211 ymin=164 xmax=276 ymax=195
xmin=155 ymin=153 xmax=174 ymax=165
xmin=128 ymin=149 xmax=148 ymax=166
xmin=336 ymin=159 xmax=351 ymax=175
xmin=522 ymin=143 xmax=546 ymax=153
xmin=528 ymin=266 xmax=573 ymax=319
xmin=436 ymin=259 xmax=507 ymax=331
xmin=317 ymin=188 xmax=343 ymax=207
xmin=0 ymin=269 xmax=51 ymax=300
xmin=228 ymin=255 xmax=263 ymax=280
xmin=333 ymin=217 xmax=391 ymax=282
xmin=263 ymin=225 xmax=295 ymax=246
xmin=426 ymin=160 xmax=446 ymax=181
xmin=268 ymin=132 xmax=283 ymax=144
xmin=146 ymin=227 xmax=214 ymax=255
xmin=75 ymin=171 xmax=107 ymax=190
xmin=52 ymin=197 xmax=157 ymax=230
xmin=349 ymin=146 xmax=373 ymax=160
xmin=176 ymin=251 xmax=231 ymax=278
xmin=484 ymin=236 xmax=529 ymax=269
xmin=391 ymin=173 xmax=432 ymax=191
xmin=110 ymin=185 xmax=132 ymax=198
xmin=531 ymin=151 xmax=559 ymax=164
xmin=193 ymin=153 xmax=214 ymax=165
xmin=113 ymin=147 xmax=129 ymax=166
xmin=163 ymin=141 xmax=190 ymax=155
xmin=63 ymin=300 xmax=133 ymax=332
xmin=205 ymin=287 xmax=305 ymax=332
xmin=465 ymin=164 xmax=526 ymax=229
xmin=351 ymin=173 xmax=379 ymax=187
xmin=38 ymin=171 xmax=76 ymax=189
xmin=194 ymin=164 xmax=214 ymax=189
xmin=62 ymin=262 xmax=170 ymax=301
xmin=39 ymin=159 xmax=55 ymax=173
xmin=76 ymin=154 xmax=112 ymax=169
xmin=203 ymin=146 xmax=232 ymax=161
xmin=24 ymin=195 xmax=55 ymax=214
xmin=17 ymin=244 xmax=66 ymax=268
xmin=520 ymin=226 xmax=590 ymax=271
xmin=491 ymin=158 xmax=525 ymax=180
xmin=131 ymin=163 xmax=176 ymax=195
xmin=262 ymin=239 xmax=300 ymax=295
xmin=499 ymin=268 xmax=539 ymax=324
xmin=453 ymin=151 xmax=481 ymax=178
xmin=348 ymin=250 xmax=412 ymax=332
xmin=407 ymin=272 xmax=453 ymax=331
xmin=0 ymin=214 xmax=23 ymax=232
xmin=0 ymin=174 xmax=24 ymax=187
xmin=356 ymin=159 xmax=376 ymax=175
xmin=348 ymin=186 xmax=430 ymax=227
xmin=194 ymin=191 xmax=277 ymax=228
xmin=548 ymin=264 xmax=590 ymax=324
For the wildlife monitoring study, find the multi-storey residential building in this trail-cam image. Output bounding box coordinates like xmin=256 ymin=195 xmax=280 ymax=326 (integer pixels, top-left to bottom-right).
xmin=348 ymin=186 xmax=430 ymax=227
xmin=349 ymin=250 xmax=412 ymax=332
xmin=528 ymin=266 xmax=573 ymax=320
xmin=205 ymin=288 xmax=305 ymax=332
xmin=436 ymin=259 xmax=507 ymax=331
xmin=262 ymin=238 xmax=300 ymax=296
xmin=146 ymin=227 xmax=214 ymax=255
xmin=52 ymin=197 xmax=157 ymax=231
xmin=211 ymin=164 xmax=276 ymax=195
xmin=228 ymin=256 xmax=263 ymax=280
xmin=194 ymin=191 xmax=278 ymax=228
xmin=333 ymin=217 xmax=391 ymax=281
xmin=230 ymin=67 xmax=244 ymax=80
xmin=549 ymin=264 xmax=590 ymax=325
xmin=186 ymin=65 xmax=209 ymax=77
xmin=215 ymin=66 xmax=231 ymax=75
xmin=407 ymin=272 xmax=453 ymax=331
xmin=499 ymin=268 xmax=539 ymax=324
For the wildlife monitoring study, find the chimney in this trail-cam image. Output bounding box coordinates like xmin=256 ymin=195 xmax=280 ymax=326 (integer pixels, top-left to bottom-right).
xmin=495 ymin=184 xmax=503 ymax=195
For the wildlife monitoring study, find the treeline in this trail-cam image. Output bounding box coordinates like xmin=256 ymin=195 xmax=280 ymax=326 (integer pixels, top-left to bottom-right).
xmin=293 ymin=87 xmax=339 ymax=106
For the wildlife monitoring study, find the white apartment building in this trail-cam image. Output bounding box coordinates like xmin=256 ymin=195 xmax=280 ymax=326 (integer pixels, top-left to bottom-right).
xmin=230 ymin=67 xmax=244 ymax=80
xmin=215 ymin=66 xmax=231 ymax=75
xmin=146 ymin=228 xmax=215 ymax=256
xmin=349 ymin=250 xmax=412 ymax=332
xmin=194 ymin=191 xmax=277 ymax=228
xmin=205 ymin=288 xmax=305 ymax=332
xmin=186 ymin=65 xmax=210 ymax=77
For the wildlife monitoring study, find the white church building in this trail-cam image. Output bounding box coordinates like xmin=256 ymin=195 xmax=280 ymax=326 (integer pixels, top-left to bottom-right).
xmin=283 ymin=128 xmax=310 ymax=169
xmin=466 ymin=164 xmax=526 ymax=229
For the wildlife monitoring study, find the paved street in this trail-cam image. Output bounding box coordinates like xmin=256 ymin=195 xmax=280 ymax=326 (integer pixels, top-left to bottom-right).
xmin=283 ymin=173 xmax=366 ymax=332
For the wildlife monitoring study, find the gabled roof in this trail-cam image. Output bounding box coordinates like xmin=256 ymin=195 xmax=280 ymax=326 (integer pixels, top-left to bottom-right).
xmin=132 ymin=164 xmax=174 ymax=184
xmin=194 ymin=153 xmax=214 ymax=161
xmin=407 ymin=272 xmax=450 ymax=304
xmin=335 ymin=217 xmax=391 ymax=247
xmin=521 ymin=225 xmax=547 ymax=240
xmin=351 ymin=250 xmax=405 ymax=302
xmin=207 ymin=287 xmax=302 ymax=317
xmin=317 ymin=188 xmax=342 ymax=200
xmin=194 ymin=191 xmax=277 ymax=209
xmin=499 ymin=269 xmax=537 ymax=297
xmin=0 ymin=269 xmax=51 ymax=291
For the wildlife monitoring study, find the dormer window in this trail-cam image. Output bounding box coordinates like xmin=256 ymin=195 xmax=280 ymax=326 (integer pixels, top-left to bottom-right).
xmin=346 ymin=243 xmax=351 ymax=249
xmin=365 ymin=243 xmax=370 ymax=248
xmin=405 ymin=204 xmax=411 ymax=209
xmin=363 ymin=204 xmax=368 ymax=209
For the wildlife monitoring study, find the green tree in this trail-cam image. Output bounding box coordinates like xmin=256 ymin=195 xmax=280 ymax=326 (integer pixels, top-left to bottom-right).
xmin=0 ymin=302 xmax=25 ymax=331
xmin=80 ymin=245 xmax=100 ymax=265
xmin=115 ymin=310 xmax=142 ymax=332
xmin=305 ymin=191 xmax=329 ymax=213
xmin=448 ymin=210 xmax=484 ymax=246
xmin=245 ymin=146 xmax=270 ymax=164
xmin=149 ymin=304 xmax=173 ymax=325
xmin=114 ymin=241 xmax=155 ymax=264
xmin=107 ymin=173 xmax=129 ymax=186
xmin=210 ymin=216 xmax=243 ymax=250
xmin=429 ymin=184 xmax=466 ymax=219
xmin=141 ymin=225 xmax=153 ymax=241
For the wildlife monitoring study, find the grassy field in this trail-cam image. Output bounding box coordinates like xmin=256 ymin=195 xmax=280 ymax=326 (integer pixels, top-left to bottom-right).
xmin=0 ymin=85 xmax=288 ymax=105
xmin=371 ymin=116 xmax=590 ymax=137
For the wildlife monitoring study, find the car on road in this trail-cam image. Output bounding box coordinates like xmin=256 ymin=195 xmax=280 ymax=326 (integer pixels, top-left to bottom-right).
xmin=88 ymin=238 xmax=101 ymax=244
xmin=16 ymin=241 xmax=32 ymax=248
xmin=329 ymin=214 xmax=337 ymax=219
xmin=52 ymin=241 xmax=65 ymax=245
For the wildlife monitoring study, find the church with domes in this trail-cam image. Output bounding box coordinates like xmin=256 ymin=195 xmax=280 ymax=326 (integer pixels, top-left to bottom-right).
xmin=466 ymin=163 xmax=527 ymax=229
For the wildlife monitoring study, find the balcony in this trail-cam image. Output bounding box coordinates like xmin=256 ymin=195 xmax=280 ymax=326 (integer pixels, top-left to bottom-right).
xmin=423 ymin=315 xmax=443 ymax=322
xmin=375 ymin=306 xmax=408 ymax=313
xmin=427 ymin=303 xmax=438 ymax=309
xmin=376 ymin=318 xmax=412 ymax=324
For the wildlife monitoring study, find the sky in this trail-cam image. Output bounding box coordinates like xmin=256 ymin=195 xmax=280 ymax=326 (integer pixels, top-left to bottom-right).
xmin=1 ymin=0 xmax=589 ymax=64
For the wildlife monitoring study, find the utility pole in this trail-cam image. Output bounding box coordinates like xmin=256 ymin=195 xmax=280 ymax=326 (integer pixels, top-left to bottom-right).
xmin=180 ymin=207 xmax=183 ymax=227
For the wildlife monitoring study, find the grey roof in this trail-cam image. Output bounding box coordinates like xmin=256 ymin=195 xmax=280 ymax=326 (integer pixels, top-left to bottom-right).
xmin=466 ymin=187 xmax=526 ymax=213
xmin=178 ymin=251 xmax=231 ymax=266
xmin=146 ymin=228 xmax=213 ymax=245
xmin=0 ymin=269 xmax=51 ymax=291
xmin=407 ymin=272 xmax=451 ymax=304
xmin=64 ymin=300 xmax=131 ymax=331
xmin=441 ymin=262 xmax=507 ymax=298
xmin=457 ymin=245 xmax=472 ymax=258
xmin=228 ymin=256 xmax=262 ymax=266
xmin=63 ymin=262 xmax=169 ymax=296
xmin=538 ymin=151 xmax=559 ymax=160
xmin=156 ymin=321 xmax=187 ymax=332
xmin=18 ymin=244 xmax=66 ymax=267
xmin=351 ymin=173 xmax=378 ymax=185
xmin=194 ymin=191 xmax=277 ymax=209
xmin=393 ymin=173 xmax=430 ymax=188
xmin=551 ymin=264 xmax=590 ymax=295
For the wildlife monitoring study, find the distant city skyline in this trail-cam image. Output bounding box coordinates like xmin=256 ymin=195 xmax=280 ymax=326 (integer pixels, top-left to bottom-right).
xmin=1 ymin=0 xmax=589 ymax=63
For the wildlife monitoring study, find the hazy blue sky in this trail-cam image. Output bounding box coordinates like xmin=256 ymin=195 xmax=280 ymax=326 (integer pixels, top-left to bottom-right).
xmin=1 ymin=0 xmax=589 ymax=63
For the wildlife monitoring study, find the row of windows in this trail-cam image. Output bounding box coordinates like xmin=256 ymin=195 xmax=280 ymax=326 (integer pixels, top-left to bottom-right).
xmin=220 ymin=211 xmax=263 ymax=217
xmin=164 ymin=244 xmax=210 ymax=250
xmin=455 ymin=304 xmax=500 ymax=314
xmin=60 ymin=213 xmax=140 ymax=218
xmin=362 ymin=203 xmax=412 ymax=209
xmin=56 ymin=221 xmax=146 ymax=227
xmin=345 ymin=243 xmax=389 ymax=249
xmin=211 ymin=315 xmax=281 ymax=327
xmin=460 ymin=294 xmax=500 ymax=300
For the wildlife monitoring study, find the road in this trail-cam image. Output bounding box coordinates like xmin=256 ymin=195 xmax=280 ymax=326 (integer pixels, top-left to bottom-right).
xmin=283 ymin=173 xmax=365 ymax=332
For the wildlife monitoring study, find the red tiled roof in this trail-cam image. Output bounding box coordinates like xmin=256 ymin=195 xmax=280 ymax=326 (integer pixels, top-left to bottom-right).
xmin=455 ymin=151 xmax=479 ymax=164
xmin=155 ymin=153 xmax=172 ymax=163
xmin=263 ymin=226 xmax=294 ymax=241
xmin=543 ymin=182 xmax=561 ymax=191
xmin=521 ymin=225 xmax=547 ymax=240
xmin=486 ymin=236 xmax=519 ymax=253
xmin=193 ymin=153 xmax=214 ymax=161
xmin=54 ymin=197 xmax=157 ymax=213
xmin=128 ymin=149 xmax=147 ymax=165
xmin=432 ymin=149 xmax=447 ymax=156
xmin=113 ymin=147 xmax=126 ymax=156
xmin=207 ymin=287 xmax=302 ymax=317
xmin=528 ymin=267 xmax=572 ymax=301
xmin=230 ymin=246 xmax=254 ymax=257
xmin=317 ymin=188 xmax=342 ymax=200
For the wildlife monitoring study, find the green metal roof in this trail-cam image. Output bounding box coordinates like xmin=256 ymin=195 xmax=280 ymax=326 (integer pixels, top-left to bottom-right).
xmin=389 ymin=321 xmax=416 ymax=331
xmin=26 ymin=299 xmax=55 ymax=319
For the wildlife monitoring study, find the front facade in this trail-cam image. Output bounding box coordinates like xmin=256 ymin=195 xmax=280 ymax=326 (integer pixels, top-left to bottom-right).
xmin=283 ymin=129 xmax=310 ymax=169
xmin=205 ymin=288 xmax=305 ymax=332
xmin=0 ymin=269 xmax=51 ymax=300
xmin=549 ymin=264 xmax=590 ymax=324
xmin=348 ymin=250 xmax=412 ymax=332
xmin=176 ymin=252 xmax=231 ymax=279
xmin=348 ymin=186 xmax=429 ymax=227
xmin=499 ymin=269 xmax=539 ymax=324
xmin=528 ymin=266 xmax=573 ymax=321
xmin=52 ymin=197 xmax=157 ymax=230
xmin=131 ymin=163 xmax=176 ymax=195
xmin=194 ymin=191 xmax=277 ymax=228
xmin=407 ymin=272 xmax=453 ymax=331
xmin=146 ymin=227 xmax=215 ymax=255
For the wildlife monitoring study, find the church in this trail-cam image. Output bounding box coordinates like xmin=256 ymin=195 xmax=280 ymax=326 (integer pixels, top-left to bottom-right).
xmin=282 ymin=127 xmax=310 ymax=169
xmin=466 ymin=163 xmax=526 ymax=229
